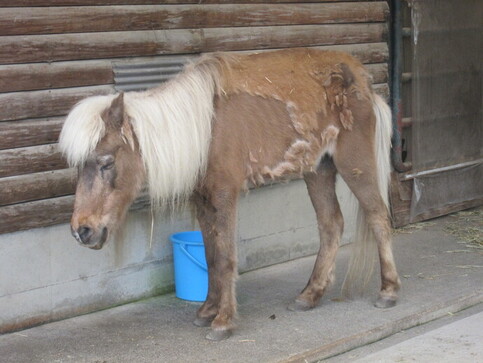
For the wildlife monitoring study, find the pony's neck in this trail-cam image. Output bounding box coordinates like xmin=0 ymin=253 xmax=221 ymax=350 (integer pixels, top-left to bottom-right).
xmin=123 ymin=61 xmax=221 ymax=207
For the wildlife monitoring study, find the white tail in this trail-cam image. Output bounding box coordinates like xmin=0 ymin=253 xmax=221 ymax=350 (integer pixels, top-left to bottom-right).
xmin=342 ymin=94 xmax=392 ymax=295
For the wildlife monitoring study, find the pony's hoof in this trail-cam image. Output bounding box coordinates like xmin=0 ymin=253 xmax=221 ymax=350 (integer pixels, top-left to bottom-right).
xmin=193 ymin=317 xmax=213 ymax=327
xmin=375 ymin=296 xmax=397 ymax=309
xmin=288 ymin=299 xmax=312 ymax=312
xmin=206 ymin=328 xmax=232 ymax=341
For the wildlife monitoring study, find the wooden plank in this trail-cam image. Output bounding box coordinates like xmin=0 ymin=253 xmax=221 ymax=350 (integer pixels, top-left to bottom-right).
xmin=0 ymin=3 xmax=388 ymax=36
xmin=0 ymin=169 xmax=76 ymax=206
xmin=204 ymin=23 xmax=387 ymax=53
xmin=0 ymin=191 xmax=151 ymax=235
xmin=246 ymin=42 xmax=389 ymax=64
xmin=0 ymin=61 xmax=113 ymax=93
xmin=0 ymin=23 xmax=387 ymax=65
xmin=0 ymin=85 xmax=114 ymax=122
xmin=365 ymin=63 xmax=388 ymax=84
xmin=390 ymin=172 xmax=483 ymax=228
xmin=390 ymin=171 xmax=413 ymax=227
xmin=373 ymin=83 xmax=389 ymax=99
xmin=236 ymin=43 xmax=389 ymax=63
xmin=0 ymin=195 xmax=74 ymax=235
xmin=0 ymin=144 xmax=67 ymax=178
xmin=410 ymin=199 xmax=483 ymax=226
xmin=322 ymin=42 xmax=388 ymax=64
xmin=0 ymin=43 xmax=388 ymax=93
xmin=0 ymin=118 xmax=63 ymax=150
xmin=0 ymin=0 xmax=367 ymax=6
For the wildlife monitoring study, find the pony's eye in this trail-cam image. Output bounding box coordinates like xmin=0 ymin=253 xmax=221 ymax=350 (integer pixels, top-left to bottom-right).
xmin=97 ymin=155 xmax=115 ymax=171
xmin=100 ymin=162 xmax=114 ymax=171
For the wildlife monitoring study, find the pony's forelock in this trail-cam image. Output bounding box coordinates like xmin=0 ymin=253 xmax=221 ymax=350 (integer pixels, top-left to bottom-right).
xmin=59 ymin=94 xmax=117 ymax=167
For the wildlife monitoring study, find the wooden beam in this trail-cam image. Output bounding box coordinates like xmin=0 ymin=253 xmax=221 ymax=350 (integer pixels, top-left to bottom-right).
xmin=0 ymin=144 xmax=67 ymax=178
xmin=373 ymin=83 xmax=389 ymax=99
xmin=0 ymin=191 xmax=151 ymax=235
xmin=204 ymin=23 xmax=387 ymax=54
xmin=0 ymin=23 xmax=387 ymax=65
xmin=390 ymin=171 xmax=483 ymax=228
xmin=0 ymin=85 xmax=114 ymax=122
xmin=0 ymin=0 xmax=366 ymax=6
xmin=0 ymin=3 xmax=388 ymax=36
xmin=0 ymin=195 xmax=74 ymax=235
xmin=365 ymin=63 xmax=388 ymax=84
xmin=0 ymin=61 xmax=113 ymax=93
xmin=325 ymin=42 xmax=388 ymax=64
xmin=0 ymin=118 xmax=63 ymax=150
xmin=0 ymin=169 xmax=76 ymax=206
xmin=0 ymin=43 xmax=388 ymax=93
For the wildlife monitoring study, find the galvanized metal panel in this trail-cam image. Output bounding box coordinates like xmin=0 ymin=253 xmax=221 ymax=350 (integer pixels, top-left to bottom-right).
xmin=112 ymin=55 xmax=193 ymax=92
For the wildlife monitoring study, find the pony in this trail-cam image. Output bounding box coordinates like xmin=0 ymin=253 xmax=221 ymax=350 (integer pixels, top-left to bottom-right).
xmin=59 ymin=48 xmax=400 ymax=341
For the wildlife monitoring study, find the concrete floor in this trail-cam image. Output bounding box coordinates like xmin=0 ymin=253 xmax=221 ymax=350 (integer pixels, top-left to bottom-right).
xmin=1 ymin=211 xmax=482 ymax=362
xmin=327 ymin=306 xmax=483 ymax=363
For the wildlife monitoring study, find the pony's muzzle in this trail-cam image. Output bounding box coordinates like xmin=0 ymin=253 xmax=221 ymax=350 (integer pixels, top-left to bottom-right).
xmin=72 ymin=225 xmax=108 ymax=249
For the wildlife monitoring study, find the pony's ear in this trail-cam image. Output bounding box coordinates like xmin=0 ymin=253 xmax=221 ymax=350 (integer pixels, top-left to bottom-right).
xmin=103 ymin=92 xmax=125 ymax=130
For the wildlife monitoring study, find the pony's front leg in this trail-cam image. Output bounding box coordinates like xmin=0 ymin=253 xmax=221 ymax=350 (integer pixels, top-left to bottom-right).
xmin=193 ymin=188 xmax=239 ymax=341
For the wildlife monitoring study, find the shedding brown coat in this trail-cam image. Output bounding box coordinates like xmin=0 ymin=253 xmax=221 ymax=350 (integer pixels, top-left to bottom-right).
xmin=63 ymin=48 xmax=400 ymax=342
xmin=210 ymin=48 xmax=374 ymax=189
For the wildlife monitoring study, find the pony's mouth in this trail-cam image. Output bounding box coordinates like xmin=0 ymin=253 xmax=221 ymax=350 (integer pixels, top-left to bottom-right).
xmin=72 ymin=226 xmax=108 ymax=250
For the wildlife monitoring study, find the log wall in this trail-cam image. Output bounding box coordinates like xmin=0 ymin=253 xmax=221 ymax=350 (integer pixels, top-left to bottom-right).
xmin=0 ymin=1 xmax=390 ymax=234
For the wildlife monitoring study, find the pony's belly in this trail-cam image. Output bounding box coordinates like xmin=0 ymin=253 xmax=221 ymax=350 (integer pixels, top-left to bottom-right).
xmin=243 ymin=126 xmax=339 ymax=188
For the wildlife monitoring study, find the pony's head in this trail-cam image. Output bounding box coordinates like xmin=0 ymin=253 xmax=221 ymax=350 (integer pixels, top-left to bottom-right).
xmin=60 ymin=58 xmax=220 ymax=249
xmin=59 ymin=93 xmax=145 ymax=249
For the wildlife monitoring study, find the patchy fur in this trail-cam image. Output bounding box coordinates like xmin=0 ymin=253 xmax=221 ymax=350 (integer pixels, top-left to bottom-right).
xmin=61 ymin=48 xmax=400 ymax=341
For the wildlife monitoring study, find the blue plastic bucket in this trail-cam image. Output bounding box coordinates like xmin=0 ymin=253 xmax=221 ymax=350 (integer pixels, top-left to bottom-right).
xmin=170 ymin=231 xmax=208 ymax=302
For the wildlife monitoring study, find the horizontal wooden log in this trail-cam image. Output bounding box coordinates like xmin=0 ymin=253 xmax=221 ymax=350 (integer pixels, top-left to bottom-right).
xmin=323 ymin=42 xmax=388 ymax=64
xmin=0 ymin=195 xmax=74 ymax=235
xmin=0 ymin=61 xmax=113 ymax=93
xmin=0 ymin=0 xmax=369 ymax=6
xmin=0 ymin=169 xmax=76 ymax=206
xmin=373 ymin=83 xmax=389 ymax=100
xmin=0 ymin=191 xmax=151 ymax=235
xmin=0 ymin=23 xmax=387 ymax=65
xmin=0 ymin=43 xmax=387 ymax=93
xmin=207 ymin=23 xmax=388 ymax=54
xmin=0 ymin=118 xmax=63 ymax=150
xmin=366 ymin=63 xmax=388 ymax=84
xmin=0 ymin=3 xmax=388 ymax=36
xmin=0 ymin=85 xmax=114 ymax=122
xmin=0 ymin=144 xmax=67 ymax=178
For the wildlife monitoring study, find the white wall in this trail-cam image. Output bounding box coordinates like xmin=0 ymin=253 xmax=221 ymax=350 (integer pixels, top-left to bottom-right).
xmin=0 ymin=178 xmax=355 ymax=333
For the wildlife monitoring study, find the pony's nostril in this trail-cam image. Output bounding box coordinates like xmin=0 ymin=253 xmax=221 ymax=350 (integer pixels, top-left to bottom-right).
xmin=77 ymin=225 xmax=92 ymax=243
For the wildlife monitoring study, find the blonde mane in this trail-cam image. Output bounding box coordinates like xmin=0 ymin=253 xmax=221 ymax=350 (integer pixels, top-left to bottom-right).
xmin=59 ymin=55 xmax=225 ymax=206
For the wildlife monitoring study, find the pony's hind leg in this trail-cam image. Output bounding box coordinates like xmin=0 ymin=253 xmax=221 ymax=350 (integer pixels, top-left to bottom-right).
xmin=193 ymin=187 xmax=239 ymax=341
xmin=290 ymin=157 xmax=344 ymax=311
xmin=334 ymin=140 xmax=401 ymax=308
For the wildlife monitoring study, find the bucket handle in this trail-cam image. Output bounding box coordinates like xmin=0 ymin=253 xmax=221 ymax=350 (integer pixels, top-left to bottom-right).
xmin=179 ymin=243 xmax=207 ymax=271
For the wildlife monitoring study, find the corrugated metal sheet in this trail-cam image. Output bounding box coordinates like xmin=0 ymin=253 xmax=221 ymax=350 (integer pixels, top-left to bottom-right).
xmin=112 ymin=55 xmax=193 ymax=92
